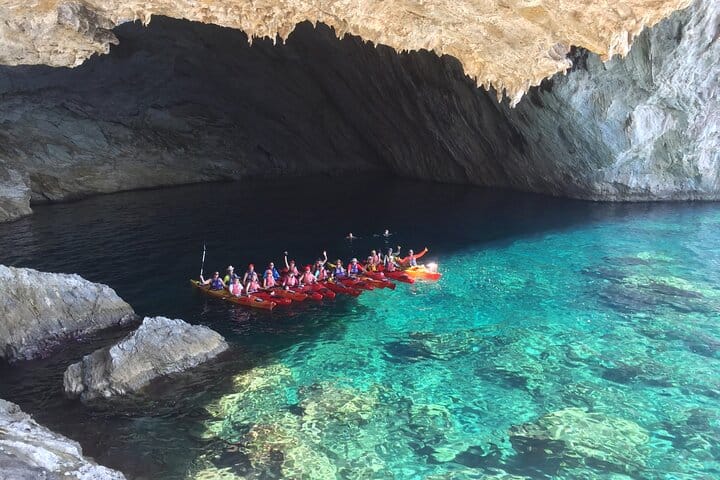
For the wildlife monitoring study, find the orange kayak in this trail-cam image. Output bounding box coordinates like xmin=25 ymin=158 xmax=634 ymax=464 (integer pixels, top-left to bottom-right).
xmin=403 ymin=265 xmax=442 ymax=281
xmin=190 ymin=280 xmax=276 ymax=310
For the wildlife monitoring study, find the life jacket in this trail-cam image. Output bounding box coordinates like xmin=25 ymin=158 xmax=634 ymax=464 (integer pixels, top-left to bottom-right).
xmin=272 ymin=267 xmax=280 ymax=280
xmin=224 ymin=273 xmax=238 ymax=284
xmin=301 ymin=272 xmax=314 ymax=284
xmin=211 ymin=278 xmax=224 ymax=290
xmin=409 ymin=256 xmax=417 ymax=267
xmin=229 ymin=283 xmax=242 ymax=296
xmin=315 ymin=267 xmax=327 ymax=280
xmin=245 ymin=271 xmax=258 ymax=283
xmin=385 ymin=258 xmax=396 ymax=272
xmin=284 ymin=275 xmax=298 ymax=287
xmin=265 ymin=276 xmax=276 ymax=288
xmin=334 ymin=266 xmax=346 ymax=278
xmin=348 ymin=263 xmax=361 ymax=274
xmin=288 ymin=265 xmax=299 ymax=276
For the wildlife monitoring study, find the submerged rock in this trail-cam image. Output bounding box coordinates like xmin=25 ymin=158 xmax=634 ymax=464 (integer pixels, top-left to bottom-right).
xmin=0 ymin=398 xmax=126 ymax=479
xmin=509 ymin=407 xmax=649 ymax=475
xmin=64 ymin=316 xmax=228 ymax=401
xmin=0 ymin=265 xmax=136 ymax=362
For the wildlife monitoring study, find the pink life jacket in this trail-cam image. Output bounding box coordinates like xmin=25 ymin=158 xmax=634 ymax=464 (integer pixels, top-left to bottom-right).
xmin=284 ymin=275 xmax=298 ymax=287
xmin=229 ymin=283 xmax=242 ymax=296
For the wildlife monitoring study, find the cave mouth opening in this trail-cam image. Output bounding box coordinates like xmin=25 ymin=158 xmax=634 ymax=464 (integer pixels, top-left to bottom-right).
xmin=0 ymin=15 xmax=524 ymax=209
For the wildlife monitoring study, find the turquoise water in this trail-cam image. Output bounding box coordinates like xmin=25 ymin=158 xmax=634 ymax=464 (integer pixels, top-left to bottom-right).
xmin=1 ymin=178 xmax=719 ymax=479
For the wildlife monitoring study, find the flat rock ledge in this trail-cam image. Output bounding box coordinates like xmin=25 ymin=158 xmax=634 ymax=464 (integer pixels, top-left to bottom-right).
xmin=0 ymin=265 xmax=136 ymax=362
xmin=0 ymin=398 xmax=126 ymax=480
xmin=64 ymin=316 xmax=229 ymax=401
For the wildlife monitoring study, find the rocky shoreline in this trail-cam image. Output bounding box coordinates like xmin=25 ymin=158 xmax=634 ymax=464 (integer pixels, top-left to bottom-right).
xmin=0 ymin=266 xmax=230 ymax=478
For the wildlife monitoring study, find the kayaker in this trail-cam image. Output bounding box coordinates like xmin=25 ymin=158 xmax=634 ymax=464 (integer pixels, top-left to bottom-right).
xmin=263 ymin=267 xmax=276 ymax=289
xmin=246 ymin=275 xmax=261 ymax=294
xmin=299 ymin=266 xmax=316 ymax=286
xmin=369 ymin=250 xmax=381 ymax=268
xmin=243 ymin=264 xmax=259 ymax=290
xmin=314 ymin=252 xmax=329 ymax=281
xmin=347 ymin=258 xmax=364 ymax=277
xmin=282 ymin=271 xmax=299 ymax=289
xmin=384 ymin=246 xmax=401 ymax=271
xmin=332 ymin=260 xmax=346 ymax=279
xmin=228 ymin=277 xmax=244 ymax=296
xmin=200 ymin=271 xmax=226 ymax=290
xmin=283 ymin=252 xmax=299 ymax=277
xmin=268 ymin=262 xmax=280 ymax=281
xmin=400 ymin=247 xmax=428 ymax=267
xmin=223 ymin=266 xmax=239 ymax=284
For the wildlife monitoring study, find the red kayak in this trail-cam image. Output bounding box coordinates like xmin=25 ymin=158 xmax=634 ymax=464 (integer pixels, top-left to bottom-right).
xmin=321 ymin=280 xmax=362 ymax=297
xmin=363 ymin=271 xmax=386 ymax=280
xmin=305 ymin=283 xmax=337 ymax=299
xmin=269 ymin=288 xmax=308 ymax=302
xmin=361 ymin=276 xmax=396 ymax=290
xmin=252 ymin=291 xmax=293 ymax=306
xmin=297 ymin=285 xmax=323 ymax=301
xmin=340 ymin=278 xmax=375 ymax=291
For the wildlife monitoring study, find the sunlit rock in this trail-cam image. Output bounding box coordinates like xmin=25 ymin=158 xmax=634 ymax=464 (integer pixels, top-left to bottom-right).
xmin=64 ymin=316 xmax=228 ymax=401
xmin=0 ymin=398 xmax=126 ymax=479
xmin=0 ymin=265 xmax=136 ymax=362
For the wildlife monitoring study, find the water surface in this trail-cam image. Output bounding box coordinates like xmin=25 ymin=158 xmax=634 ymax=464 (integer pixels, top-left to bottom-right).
xmin=1 ymin=177 xmax=719 ymax=479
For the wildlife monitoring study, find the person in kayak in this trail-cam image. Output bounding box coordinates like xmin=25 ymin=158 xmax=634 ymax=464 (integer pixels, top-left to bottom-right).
xmin=282 ymin=270 xmax=299 ymax=289
xmin=347 ymin=258 xmax=364 ymax=277
xmin=263 ymin=267 xmax=277 ymax=289
xmin=200 ymin=271 xmax=226 ymax=290
xmin=228 ymin=277 xmax=244 ymax=296
xmin=268 ymin=262 xmax=280 ymax=281
xmin=365 ymin=255 xmax=377 ymax=272
xmin=243 ymin=264 xmax=259 ymax=290
xmin=367 ymin=250 xmax=381 ymax=270
xmin=383 ymin=246 xmax=401 ymax=272
xmin=223 ymin=266 xmax=239 ymax=284
xmin=331 ymin=259 xmax=347 ymax=279
xmin=284 ymin=252 xmax=299 ymax=277
xmin=399 ymin=247 xmax=429 ymax=267
xmin=299 ymin=266 xmax=317 ymax=286
xmin=314 ymin=251 xmax=329 ymax=281
xmin=246 ymin=275 xmax=261 ymax=294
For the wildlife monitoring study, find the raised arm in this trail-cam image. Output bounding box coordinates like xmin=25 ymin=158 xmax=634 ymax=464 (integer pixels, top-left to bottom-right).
xmin=320 ymin=250 xmax=328 ymax=266
xmin=283 ymin=251 xmax=290 ymax=270
xmin=414 ymin=247 xmax=429 ymax=260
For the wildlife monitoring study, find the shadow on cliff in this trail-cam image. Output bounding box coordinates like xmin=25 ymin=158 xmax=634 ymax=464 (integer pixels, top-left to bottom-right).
xmin=0 ymin=16 xmax=526 ymax=204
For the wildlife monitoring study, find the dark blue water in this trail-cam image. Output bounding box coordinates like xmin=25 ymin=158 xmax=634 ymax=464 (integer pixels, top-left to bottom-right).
xmin=1 ymin=177 xmax=719 ymax=479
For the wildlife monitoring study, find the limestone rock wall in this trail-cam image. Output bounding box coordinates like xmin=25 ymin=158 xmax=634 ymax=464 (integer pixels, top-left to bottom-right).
xmin=0 ymin=265 xmax=136 ymax=361
xmin=0 ymin=398 xmax=126 ymax=479
xmin=0 ymin=0 xmax=690 ymax=103
xmin=64 ymin=316 xmax=229 ymax=401
xmin=0 ymin=0 xmax=716 ymax=221
xmin=498 ymin=0 xmax=720 ymax=200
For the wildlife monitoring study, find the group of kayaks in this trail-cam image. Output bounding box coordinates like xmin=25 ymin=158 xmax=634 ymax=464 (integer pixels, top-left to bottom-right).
xmin=190 ymin=263 xmax=441 ymax=311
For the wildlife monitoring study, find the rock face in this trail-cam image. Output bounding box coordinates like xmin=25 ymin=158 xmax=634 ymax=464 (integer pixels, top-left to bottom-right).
xmin=0 ymin=398 xmax=126 ymax=479
xmin=499 ymin=0 xmax=720 ymax=200
xmin=0 ymin=0 xmax=688 ymax=102
xmin=64 ymin=316 xmax=229 ymax=401
xmin=0 ymin=0 xmax=715 ymax=218
xmin=0 ymin=265 xmax=136 ymax=362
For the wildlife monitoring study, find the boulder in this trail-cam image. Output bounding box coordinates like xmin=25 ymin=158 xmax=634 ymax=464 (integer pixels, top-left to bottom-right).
xmin=64 ymin=317 xmax=228 ymax=401
xmin=0 ymin=265 xmax=136 ymax=362
xmin=0 ymin=398 xmax=126 ymax=479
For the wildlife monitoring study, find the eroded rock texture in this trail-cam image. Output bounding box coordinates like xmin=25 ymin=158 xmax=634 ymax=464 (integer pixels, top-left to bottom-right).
xmin=0 ymin=0 xmax=716 ymax=222
xmin=0 ymin=0 xmax=689 ymax=102
xmin=64 ymin=316 xmax=228 ymax=401
xmin=0 ymin=398 xmax=126 ymax=479
xmin=0 ymin=265 xmax=136 ymax=362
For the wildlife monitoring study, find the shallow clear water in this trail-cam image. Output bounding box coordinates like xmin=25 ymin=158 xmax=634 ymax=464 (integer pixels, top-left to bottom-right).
xmin=1 ymin=177 xmax=719 ymax=479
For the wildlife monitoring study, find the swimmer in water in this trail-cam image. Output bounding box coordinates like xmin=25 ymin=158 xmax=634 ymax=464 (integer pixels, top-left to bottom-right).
xmin=346 ymin=232 xmax=359 ymax=240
